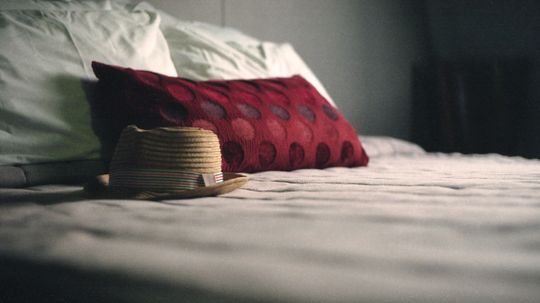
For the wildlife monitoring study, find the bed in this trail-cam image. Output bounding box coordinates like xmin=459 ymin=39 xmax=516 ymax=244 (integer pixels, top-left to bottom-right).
xmin=1 ymin=1 xmax=540 ymax=303
xmin=2 ymin=140 xmax=540 ymax=303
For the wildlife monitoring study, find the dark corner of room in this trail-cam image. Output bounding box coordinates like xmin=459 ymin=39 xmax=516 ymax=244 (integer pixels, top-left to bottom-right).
xmin=411 ymin=0 xmax=540 ymax=158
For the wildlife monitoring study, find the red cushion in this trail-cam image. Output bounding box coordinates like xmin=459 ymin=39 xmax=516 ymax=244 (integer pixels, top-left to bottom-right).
xmin=92 ymin=61 xmax=369 ymax=172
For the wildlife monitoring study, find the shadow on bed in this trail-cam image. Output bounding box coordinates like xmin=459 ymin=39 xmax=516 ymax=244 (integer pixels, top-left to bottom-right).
xmin=0 ymin=188 xmax=87 ymax=205
xmin=0 ymin=254 xmax=259 ymax=303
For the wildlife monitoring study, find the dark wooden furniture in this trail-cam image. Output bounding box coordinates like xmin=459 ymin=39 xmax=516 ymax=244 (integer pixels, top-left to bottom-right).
xmin=412 ymin=58 xmax=532 ymax=156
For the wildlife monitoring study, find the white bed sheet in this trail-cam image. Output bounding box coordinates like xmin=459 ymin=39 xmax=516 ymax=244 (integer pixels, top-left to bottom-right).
xmin=1 ymin=151 xmax=540 ymax=302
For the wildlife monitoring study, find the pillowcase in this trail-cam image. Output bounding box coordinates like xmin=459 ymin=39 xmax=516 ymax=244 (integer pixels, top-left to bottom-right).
xmin=163 ymin=25 xmax=338 ymax=108
xmin=126 ymin=1 xmax=261 ymax=45
xmin=92 ymin=62 xmax=369 ymax=172
xmin=127 ymin=1 xmax=338 ymax=107
xmin=0 ymin=9 xmax=177 ymax=166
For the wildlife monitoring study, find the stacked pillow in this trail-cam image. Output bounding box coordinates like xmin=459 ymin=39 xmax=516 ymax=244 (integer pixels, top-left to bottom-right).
xmin=92 ymin=62 xmax=368 ymax=172
xmin=0 ymin=0 xmax=366 ymax=187
xmin=162 ymin=26 xmax=338 ymax=107
xmin=127 ymin=1 xmax=338 ymax=107
xmin=0 ymin=1 xmax=177 ymax=186
xmin=0 ymin=3 xmax=176 ymax=165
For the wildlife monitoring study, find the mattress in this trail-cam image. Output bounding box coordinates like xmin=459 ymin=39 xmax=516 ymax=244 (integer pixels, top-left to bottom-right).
xmin=1 ymin=139 xmax=539 ymax=303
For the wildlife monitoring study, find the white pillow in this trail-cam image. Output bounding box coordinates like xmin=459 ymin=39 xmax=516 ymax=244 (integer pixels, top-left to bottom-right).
xmin=240 ymin=42 xmax=336 ymax=107
xmin=129 ymin=2 xmax=337 ymax=107
xmin=162 ymin=23 xmax=337 ymax=107
xmin=0 ymin=9 xmax=177 ymax=165
xmin=123 ymin=1 xmax=261 ymax=45
xmin=0 ymin=0 xmax=112 ymax=10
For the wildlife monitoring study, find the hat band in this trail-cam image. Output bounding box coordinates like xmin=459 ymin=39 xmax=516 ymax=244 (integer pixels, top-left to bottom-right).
xmin=109 ymin=168 xmax=223 ymax=191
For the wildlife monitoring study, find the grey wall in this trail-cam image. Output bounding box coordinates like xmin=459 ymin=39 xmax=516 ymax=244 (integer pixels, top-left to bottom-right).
xmin=147 ymin=0 xmax=428 ymax=140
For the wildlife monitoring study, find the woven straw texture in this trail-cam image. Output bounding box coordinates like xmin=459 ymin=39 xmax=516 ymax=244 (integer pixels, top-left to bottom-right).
xmin=88 ymin=125 xmax=248 ymax=199
xmin=110 ymin=125 xmax=222 ymax=173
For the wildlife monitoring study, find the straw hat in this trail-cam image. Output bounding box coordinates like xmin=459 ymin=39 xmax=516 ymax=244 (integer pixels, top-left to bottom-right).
xmin=85 ymin=125 xmax=248 ymax=200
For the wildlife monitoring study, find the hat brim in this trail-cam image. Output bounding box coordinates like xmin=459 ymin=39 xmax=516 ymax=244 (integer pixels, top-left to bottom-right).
xmin=84 ymin=173 xmax=248 ymax=200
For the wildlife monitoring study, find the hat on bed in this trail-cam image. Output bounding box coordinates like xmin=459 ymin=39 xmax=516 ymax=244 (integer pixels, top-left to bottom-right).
xmin=85 ymin=125 xmax=248 ymax=200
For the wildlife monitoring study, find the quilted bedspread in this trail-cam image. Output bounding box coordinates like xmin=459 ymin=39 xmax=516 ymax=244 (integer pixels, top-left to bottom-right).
xmin=1 ymin=141 xmax=540 ymax=302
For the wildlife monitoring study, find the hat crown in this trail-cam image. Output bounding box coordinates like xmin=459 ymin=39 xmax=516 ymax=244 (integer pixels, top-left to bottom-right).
xmin=87 ymin=125 xmax=247 ymax=199
xmin=110 ymin=125 xmax=222 ymax=173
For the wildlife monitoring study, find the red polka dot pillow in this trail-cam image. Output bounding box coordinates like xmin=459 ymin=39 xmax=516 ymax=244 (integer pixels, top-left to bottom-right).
xmin=92 ymin=61 xmax=369 ymax=172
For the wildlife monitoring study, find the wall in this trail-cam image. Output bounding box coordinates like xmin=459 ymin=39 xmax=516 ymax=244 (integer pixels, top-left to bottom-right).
xmin=146 ymin=0 xmax=428 ymax=140
xmin=425 ymin=0 xmax=540 ymax=157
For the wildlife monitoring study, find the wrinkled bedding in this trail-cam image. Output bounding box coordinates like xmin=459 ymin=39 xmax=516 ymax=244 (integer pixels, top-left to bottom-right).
xmin=1 ymin=146 xmax=540 ymax=302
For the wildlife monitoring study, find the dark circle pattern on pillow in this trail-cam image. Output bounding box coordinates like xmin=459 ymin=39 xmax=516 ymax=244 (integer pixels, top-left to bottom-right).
xmin=237 ymin=103 xmax=261 ymax=119
xmin=201 ymin=99 xmax=227 ymax=119
xmin=92 ymin=61 xmax=369 ymax=172
xmin=269 ymin=104 xmax=290 ymax=120
xmin=289 ymin=142 xmax=305 ymax=167
xmin=341 ymin=141 xmax=355 ymax=164
xmin=297 ymin=104 xmax=316 ymax=123
xmin=223 ymin=141 xmax=244 ymax=166
xmin=323 ymin=104 xmax=339 ymax=121
xmin=316 ymin=143 xmax=331 ymax=168
xmin=159 ymin=102 xmax=188 ymax=124
xmin=259 ymin=141 xmax=277 ymax=167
